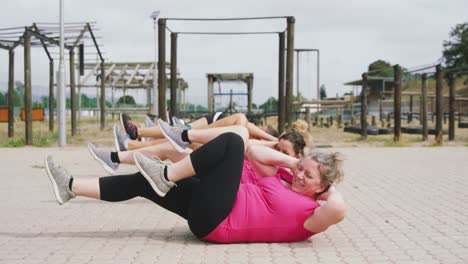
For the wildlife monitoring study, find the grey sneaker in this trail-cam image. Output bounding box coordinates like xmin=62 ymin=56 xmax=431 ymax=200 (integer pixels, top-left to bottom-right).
xmin=158 ymin=119 xmax=189 ymax=153
xmin=44 ymin=155 xmax=76 ymax=205
xmin=87 ymin=143 xmax=119 ymax=174
xmin=113 ymin=124 xmax=128 ymax=152
xmin=172 ymin=116 xmax=191 ymax=130
xmin=133 ymin=152 xmax=175 ymax=197
xmin=146 ymin=115 xmax=155 ymax=127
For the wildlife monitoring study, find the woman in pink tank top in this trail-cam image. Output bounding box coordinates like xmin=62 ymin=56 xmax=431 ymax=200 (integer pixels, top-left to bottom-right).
xmin=45 ymin=124 xmax=346 ymax=243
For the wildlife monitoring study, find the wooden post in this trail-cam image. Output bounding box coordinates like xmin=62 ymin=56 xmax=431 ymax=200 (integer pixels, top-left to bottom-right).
xmin=371 ymin=115 xmax=376 ymax=126
xmin=330 ymin=116 xmax=334 ymax=126
xmin=379 ymin=98 xmax=383 ymax=122
xmin=285 ymin=17 xmax=295 ymax=129
xmin=393 ymin=65 xmax=401 ymax=142
xmin=408 ymin=95 xmax=413 ymax=123
xmin=69 ymin=50 xmax=76 ymax=136
xmin=8 ymin=50 xmax=14 ymax=138
xmin=100 ymin=62 xmax=105 ymax=130
xmin=306 ymin=107 xmax=311 ymax=133
xmin=435 ymin=65 xmax=443 ymax=144
xmin=170 ymin=33 xmax=178 ymax=117
xmin=24 ymin=32 xmax=32 ymax=145
xmin=421 ymin=73 xmax=428 ymax=141
xmin=49 ymin=60 xmax=54 ymax=132
xmin=207 ymin=75 xmax=214 ymax=113
xmin=247 ymin=76 xmax=253 ymax=114
xmin=320 ymin=117 xmax=323 ymax=127
xmin=278 ymin=32 xmax=286 ymax=134
xmin=338 ymin=114 xmax=342 ymax=128
xmin=158 ymin=18 xmax=167 ymax=118
xmin=361 ymin=73 xmax=368 ymax=138
xmin=314 ymin=114 xmax=318 ymax=127
xmin=448 ymin=74 xmax=455 ymax=140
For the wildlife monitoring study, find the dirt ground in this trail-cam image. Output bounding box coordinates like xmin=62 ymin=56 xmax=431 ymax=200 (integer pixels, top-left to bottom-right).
xmin=0 ymin=114 xmax=467 ymax=148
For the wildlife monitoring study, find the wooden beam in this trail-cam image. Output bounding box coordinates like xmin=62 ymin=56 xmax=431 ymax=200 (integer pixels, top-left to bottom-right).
xmin=125 ymin=64 xmax=140 ymax=86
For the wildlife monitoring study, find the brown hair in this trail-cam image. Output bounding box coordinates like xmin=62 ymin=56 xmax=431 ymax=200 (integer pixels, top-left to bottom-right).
xmin=278 ymin=119 xmax=313 ymax=156
xmin=279 ymin=130 xmax=306 ymax=156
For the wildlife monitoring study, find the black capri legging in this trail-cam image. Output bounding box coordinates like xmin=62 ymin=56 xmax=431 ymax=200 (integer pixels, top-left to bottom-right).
xmin=99 ymin=132 xmax=245 ymax=238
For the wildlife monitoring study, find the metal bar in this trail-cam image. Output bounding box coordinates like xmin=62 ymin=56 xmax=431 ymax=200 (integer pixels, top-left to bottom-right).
xmin=49 ymin=60 xmax=54 ymax=132
xmin=24 ymin=32 xmax=33 ymax=145
xmin=421 ymin=73 xmax=428 ymax=141
xmin=176 ymin=31 xmax=279 ymax=35
xmin=158 ymin=18 xmax=167 ymax=117
xmin=435 ymin=65 xmax=443 ymax=143
xmin=0 ymin=27 xmax=27 ymax=31
xmin=361 ymin=73 xmax=368 ymax=138
xmin=32 ymin=24 xmax=53 ymax=61
xmin=87 ymin=24 xmax=104 ymax=61
xmin=278 ymin=32 xmax=286 ymax=134
xmin=448 ymin=74 xmax=455 ymax=140
xmin=8 ymin=50 xmax=14 ymax=137
xmin=57 ymin=0 xmax=67 ymax=146
xmin=406 ymin=64 xmax=438 ymax=73
xmin=71 ymin=25 xmax=89 ymax=49
xmin=26 ymin=28 xmax=71 ymax=49
xmin=296 ymin=50 xmax=299 ymax=100
xmin=35 ymin=21 xmax=97 ymax=25
xmin=167 ymin=16 xmax=287 ymax=21
xmin=69 ymin=50 xmax=76 ymax=136
xmin=393 ymin=65 xmax=401 ymax=142
xmin=170 ymin=33 xmax=178 ymax=117
xmin=285 ymin=17 xmax=295 ymax=128
xmin=100 ymin=62 xmax=105 ymax=130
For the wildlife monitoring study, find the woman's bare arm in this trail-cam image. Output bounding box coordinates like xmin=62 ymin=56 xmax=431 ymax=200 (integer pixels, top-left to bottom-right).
xmin=246 ymin=144 xmax=298 ymax=177
xmin=303 ymin=187 xmax=346 ymax=233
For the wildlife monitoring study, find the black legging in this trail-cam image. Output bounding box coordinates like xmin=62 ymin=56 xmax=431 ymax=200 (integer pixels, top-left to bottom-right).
xmin=99 ymin=132 xmax=245 ymax=238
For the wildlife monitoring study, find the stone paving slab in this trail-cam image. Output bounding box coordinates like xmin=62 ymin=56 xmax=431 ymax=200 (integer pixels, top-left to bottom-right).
xmin=0 ymin=147 xmax=467 ymax=263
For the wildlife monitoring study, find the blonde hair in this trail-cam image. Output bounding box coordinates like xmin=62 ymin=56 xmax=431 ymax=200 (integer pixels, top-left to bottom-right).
xmin=306 ymin=151 xmax=345 ymax=187
xmin=292 ymin=119 xmax=313 ymax=147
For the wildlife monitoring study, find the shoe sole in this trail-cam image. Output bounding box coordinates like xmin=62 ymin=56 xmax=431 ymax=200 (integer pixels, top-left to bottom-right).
xmin=113 ymin=124 xmax=121 ymax=152
xmin=87 ymin=144 xmax=117 ymax=175
xmin=44 ymin=156 xmax=64 ymax=205
xmin=133 ymin=153 xmax=167 ymax=197
xmin=158 ymin=120 xmax=186 ymax=153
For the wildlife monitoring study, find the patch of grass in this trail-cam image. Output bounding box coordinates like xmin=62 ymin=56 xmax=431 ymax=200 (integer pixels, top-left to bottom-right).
xmin=383 ymin=141 xmax=408 ymax=147
xmin=315 ymin=144 xmax=333 ymax=148
xmin=0 ymin=138 xmax=26 ymax=147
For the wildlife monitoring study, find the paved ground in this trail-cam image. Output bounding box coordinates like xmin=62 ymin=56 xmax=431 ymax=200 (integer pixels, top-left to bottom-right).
xmin=0 ymin=146 xmax=467 ymax=263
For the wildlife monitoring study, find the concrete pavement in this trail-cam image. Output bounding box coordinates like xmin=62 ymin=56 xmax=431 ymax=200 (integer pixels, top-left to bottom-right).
xmin=0 ymin=146 xmax=467 ymax=263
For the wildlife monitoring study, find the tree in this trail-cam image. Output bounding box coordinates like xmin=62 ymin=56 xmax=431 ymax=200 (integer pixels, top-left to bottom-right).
xmin=443 ymin=22 xmax=468 ymax=71
xmin=259 ymin=97 xmax=278 ymax=113
xmin=14 ymin=81 xmax=24 ymax=107
xmin=117 ymin=95 xmax=136 ymax=106
xmin=0 ymin=92 xmax=6 ymax=106
xmin=368 ymin=60 xmax=393 ymax=77
xmin=366 ymin=60 xmax=394 ymax=99
xmin=319 ymin=85 xmax=327 ymax=100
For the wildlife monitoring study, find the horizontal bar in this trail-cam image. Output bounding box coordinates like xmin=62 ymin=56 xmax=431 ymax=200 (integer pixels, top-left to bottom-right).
xmin=177 ymin=31 xmax=280 ymax=35
xmin=213 ymin=93 xmax=249 ymax=96
xmin=167 ymin=16 xmax=288 ymax=21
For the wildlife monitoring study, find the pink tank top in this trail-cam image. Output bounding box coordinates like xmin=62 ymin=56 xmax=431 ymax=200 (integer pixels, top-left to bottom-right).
xmin=202 ymin=160 xmax=320 ymax=243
